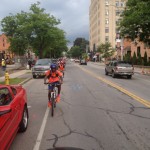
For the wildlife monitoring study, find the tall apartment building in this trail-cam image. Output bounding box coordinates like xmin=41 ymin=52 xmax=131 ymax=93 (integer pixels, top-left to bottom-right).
xmin=89 ymin=0 xmax=127 ymax=52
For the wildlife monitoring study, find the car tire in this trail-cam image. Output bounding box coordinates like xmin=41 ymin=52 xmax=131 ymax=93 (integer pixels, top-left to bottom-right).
xmin=19 ymin=106 xmax=28 ymax=132
xmin=105 ymin=69 xmax=108 ymax=75
xmin=127 ymin=75 xmax=132 ymax=79
xmin=33 ymin=75 xmax=36 ymax=78
xmin=112 ymin=71 xmax=116 ymax=78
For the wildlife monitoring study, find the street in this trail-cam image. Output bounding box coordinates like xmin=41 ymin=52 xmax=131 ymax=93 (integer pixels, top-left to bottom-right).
xmin=10 ymin=61 xmax=150 ymax=150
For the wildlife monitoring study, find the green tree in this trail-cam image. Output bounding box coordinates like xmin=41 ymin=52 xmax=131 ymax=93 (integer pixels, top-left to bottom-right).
xmin=73 ymin=38 xmax=89 ymax=53
xmin=1 ymin=2 xmax=67 ymax=58
xmin=119 ymin=0 xmax=150 ymax=43
xmin=69 ymin=46 xmax=82 ymax=58
xmin=123 ymin=53 xmax=131 ymax=62
xmin=143 ymin=51 xmax=148 ymax=66
xmin=132 ymin=51 xmax=137 ymax=65
xmin=97 ymin=42 xmax=115 ymax=62
xmin=137 ymin=52 xmax=142 ymax=65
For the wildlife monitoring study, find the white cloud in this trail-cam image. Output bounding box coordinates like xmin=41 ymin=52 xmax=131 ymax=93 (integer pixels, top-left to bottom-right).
xmin=0 ymin=0 xmax=90 ymax=46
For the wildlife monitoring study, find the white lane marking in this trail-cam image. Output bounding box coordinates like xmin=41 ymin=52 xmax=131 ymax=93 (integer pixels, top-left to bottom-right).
xmin=33 ymin=107 xmax=49 ymax=150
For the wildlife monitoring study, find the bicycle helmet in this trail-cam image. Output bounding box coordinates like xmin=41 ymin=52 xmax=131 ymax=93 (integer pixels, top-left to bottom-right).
xmin=50 ymin=64 xmax=57 ymax=71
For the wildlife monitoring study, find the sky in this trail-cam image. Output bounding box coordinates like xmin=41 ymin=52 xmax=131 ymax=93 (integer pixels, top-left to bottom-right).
xmin=0 ymin=0 xmax=90 ymax=47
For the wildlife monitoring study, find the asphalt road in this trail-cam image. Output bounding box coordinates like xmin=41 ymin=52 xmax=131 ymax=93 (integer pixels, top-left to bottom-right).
xmin=10 ymin=61 xmax=150 ymax=150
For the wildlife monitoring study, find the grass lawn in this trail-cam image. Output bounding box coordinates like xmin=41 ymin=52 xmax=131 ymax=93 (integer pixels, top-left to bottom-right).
xmin=0 ymin=78 xmax=27 ymax=85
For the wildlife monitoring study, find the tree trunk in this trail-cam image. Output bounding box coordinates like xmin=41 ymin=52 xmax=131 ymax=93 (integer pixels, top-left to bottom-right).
xmin=39 ymin=49 xmax=43 ymax=59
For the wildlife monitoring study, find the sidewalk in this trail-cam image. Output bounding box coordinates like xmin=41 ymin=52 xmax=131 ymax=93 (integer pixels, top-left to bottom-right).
xmin=90 ymin=62 xmax=150 ymax=76
xmin=0 ymin=70 xmax=29 ymax=82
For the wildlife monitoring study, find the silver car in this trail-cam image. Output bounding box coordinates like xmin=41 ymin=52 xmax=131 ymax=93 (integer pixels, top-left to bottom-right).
xmin=32 ymin=59 xmax=52 ymax=78
xmin=105 ymin=61 xmax=134 ymax=79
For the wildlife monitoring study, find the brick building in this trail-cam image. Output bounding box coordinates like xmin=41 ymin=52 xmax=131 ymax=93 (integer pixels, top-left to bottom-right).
xmin=0 ymin=33 xmax=14 ymax=61
xmin=123 ymin=38 xmax=150 ymax=62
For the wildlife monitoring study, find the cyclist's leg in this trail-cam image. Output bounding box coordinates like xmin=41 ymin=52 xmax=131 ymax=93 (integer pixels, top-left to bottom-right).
xmin=56 ymin=82 xmax=61 ymax=102
xmin=48 ymin=84 xmax=53 ymax=107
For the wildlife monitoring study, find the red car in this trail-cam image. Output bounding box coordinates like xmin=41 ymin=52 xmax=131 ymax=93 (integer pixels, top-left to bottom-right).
xmin=0 ymin=84 xmax=29 ymax=150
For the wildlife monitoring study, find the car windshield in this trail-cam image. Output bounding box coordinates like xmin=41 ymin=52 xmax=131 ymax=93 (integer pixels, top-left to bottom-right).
xmin=35 ymin=59 xmax=51 ymax=66
xmin=117 ymin=62 xmax=132 ymax=67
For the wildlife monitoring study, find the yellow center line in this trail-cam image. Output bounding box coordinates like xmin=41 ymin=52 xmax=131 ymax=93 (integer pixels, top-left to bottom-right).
xmin=77 ymin=65 xmax=150 ymax=108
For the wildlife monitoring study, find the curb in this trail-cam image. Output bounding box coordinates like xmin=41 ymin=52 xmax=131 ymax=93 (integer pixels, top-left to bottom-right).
xmin=18 ymin=77 xmax=32 ymax=85
xmin=90 ymin=62 xmax=150 ymax=76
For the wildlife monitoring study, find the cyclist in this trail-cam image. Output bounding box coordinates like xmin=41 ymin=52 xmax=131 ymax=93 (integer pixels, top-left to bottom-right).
xmin=44 ymin=64 xmax=63 ymax=107
xmin=58 ymin=61 xmax=65 ymax=77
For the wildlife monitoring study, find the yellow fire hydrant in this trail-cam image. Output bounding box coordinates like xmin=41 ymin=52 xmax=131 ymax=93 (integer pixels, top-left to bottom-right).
xmin=5 ymin=71 xmax=10 ymax=85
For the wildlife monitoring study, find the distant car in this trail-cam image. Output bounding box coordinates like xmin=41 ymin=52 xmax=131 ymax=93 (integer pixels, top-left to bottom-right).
xmin=70 ymin=58 xmax=75 ymax=62
xmin=105 ymin=61 xmax=134 ymax=79
xmin=0 ymin=84 xmax=29 ymax=150
xmin=80 ymin=59 xmax=87 ymax=65
xmin=74 ymin=59 xmax=80 ymax=63
xmin=32 ymin=58 xmax=52 ymax=78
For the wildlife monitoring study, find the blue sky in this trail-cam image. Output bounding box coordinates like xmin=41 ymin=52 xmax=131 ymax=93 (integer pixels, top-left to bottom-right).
xmin=0 ymin=0 xmax=90 ymax=47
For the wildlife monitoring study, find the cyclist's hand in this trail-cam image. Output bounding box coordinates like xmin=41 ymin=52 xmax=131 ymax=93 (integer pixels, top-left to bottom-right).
xmin=44 ymin=82 xmax=47 ymax=85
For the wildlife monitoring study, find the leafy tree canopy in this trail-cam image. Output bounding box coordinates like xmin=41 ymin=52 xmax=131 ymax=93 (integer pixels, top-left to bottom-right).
xmin=1 ymin=2 xmax=67 ymax=58
xmin=119 ymin=0 xmax=150 ymax=43
xmin=97 ymin=42 xmax=115 ymax=60
xmin=68 ymin=46 xmax=82 ymax=58
xmin=73 ymin=38 xmax=89 ymax=52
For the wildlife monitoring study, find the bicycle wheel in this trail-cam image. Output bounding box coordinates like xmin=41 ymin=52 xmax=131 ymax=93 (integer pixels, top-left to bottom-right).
xmin=51 ymin=96 xmax=54 ymax=117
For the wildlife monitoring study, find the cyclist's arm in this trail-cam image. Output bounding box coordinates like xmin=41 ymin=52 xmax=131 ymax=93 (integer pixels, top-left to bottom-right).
xmin=44 ymin=70 xmax=50 ymax=84
xmin=44 ymin=76 xmax=47 ymax=84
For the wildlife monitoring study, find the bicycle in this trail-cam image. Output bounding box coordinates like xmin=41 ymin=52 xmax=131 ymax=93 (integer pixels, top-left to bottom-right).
xmin=46 ymin=83 xmax=60 ymax=117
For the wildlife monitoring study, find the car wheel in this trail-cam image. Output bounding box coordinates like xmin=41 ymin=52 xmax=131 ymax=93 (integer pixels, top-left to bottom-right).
xmin=105 ymin=69 xmax=108 ymax=75
xmin=33 ymin=75 xmax=36 ymax=78
xmin=112 ymin=71 xmax=116 ymax=78
xmin=127 ymin=75 xmax=132 ymax=79
xmin=19 ymin=106 xmax=28 ymax=132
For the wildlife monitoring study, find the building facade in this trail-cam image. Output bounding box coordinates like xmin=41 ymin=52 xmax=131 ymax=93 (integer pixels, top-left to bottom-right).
xmin=0 ymin=33 xmax=13 ymax=60
xmin=89 ymin=0 xmax=127 ymax=52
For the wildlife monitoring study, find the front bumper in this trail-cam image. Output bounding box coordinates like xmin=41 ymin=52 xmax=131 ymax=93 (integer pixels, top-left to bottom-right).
xmin=115 ymin=72 xmax=134 ymax=75
xmin=32 ymin=71 xmax=46 ymax=76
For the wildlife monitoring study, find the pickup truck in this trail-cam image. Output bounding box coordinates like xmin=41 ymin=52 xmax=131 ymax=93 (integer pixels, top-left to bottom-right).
xmin=0 ymin=84 xmax=29 ymax=150
xmin=105 ymin=61 xmax=134 ymax=79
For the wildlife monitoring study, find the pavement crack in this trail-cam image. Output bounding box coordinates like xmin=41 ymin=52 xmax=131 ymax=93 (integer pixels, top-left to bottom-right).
xmin=107 ymin=112 xmax=130 ymax=141
xmin=52 ymin=134 xmax=58 ymax=148
xmin=47 ymin=117 xmax=104 ymax=149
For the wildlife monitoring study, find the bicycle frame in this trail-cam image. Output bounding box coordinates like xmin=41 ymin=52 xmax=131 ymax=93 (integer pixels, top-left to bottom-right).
xmin=47 ymin=83 xmax=60 ymax=117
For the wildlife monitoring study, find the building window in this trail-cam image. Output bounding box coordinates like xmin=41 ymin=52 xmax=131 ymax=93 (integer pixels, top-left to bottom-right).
xmin=3 ymin=43 xmax=5 ymax=47
xmin=116 ymin=1 xmax=119 ymax=7
xmin=105 ymin=36 xmax=109 ymax=42
xmin=120 ymin=2 xmax=124 ymax=7
xmin=105 ymin=28 xmax=109 ymax=33
xmin=105 ymin=19 xmax=109 ymax=25
xmin=105 ymin=1 xmax=109 ymax=6
xmin=105 ymin=10 xmax=109 ymax=16
xmin=116 ymin=10 xmax=120 ymax=16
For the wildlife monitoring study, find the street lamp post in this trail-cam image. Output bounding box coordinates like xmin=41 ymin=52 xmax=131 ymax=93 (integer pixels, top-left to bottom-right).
xmin=108 ymin=2 xmax=126 ymax=61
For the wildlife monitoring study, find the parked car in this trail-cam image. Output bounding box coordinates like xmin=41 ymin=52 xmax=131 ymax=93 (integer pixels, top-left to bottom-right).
xmin=80 ymin=59 xmax=87 ymax=65
xmin=32 ymin=58 xmax=52 ymax=78
xmin=0 ymin=84 xmax=29 ymax=150
xmin=105 ymin=61 xmax=134 ymax=79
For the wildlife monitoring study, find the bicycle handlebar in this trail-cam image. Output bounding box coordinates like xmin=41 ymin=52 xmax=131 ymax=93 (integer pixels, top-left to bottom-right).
xmin=44 ymin=83 xmax=61 ymax=86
